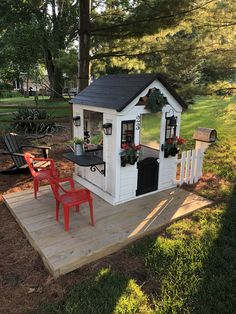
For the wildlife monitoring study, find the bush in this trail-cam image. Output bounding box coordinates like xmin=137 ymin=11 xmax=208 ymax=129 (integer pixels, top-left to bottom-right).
xmin=0 ymin=82 xmax=13 ymax=91
xmin=12 ymin=107 xmax=58 ymax=134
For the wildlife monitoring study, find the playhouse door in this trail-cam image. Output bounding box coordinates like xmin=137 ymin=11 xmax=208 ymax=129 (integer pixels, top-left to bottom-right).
xmin=136 ymin=157 xmax=159 ymax=196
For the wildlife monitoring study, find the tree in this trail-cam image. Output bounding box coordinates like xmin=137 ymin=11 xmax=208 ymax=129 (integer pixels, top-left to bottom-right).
xmin=89 ymin=0 xmax=236 ymax=99
xmin=0 ymin=0 xmax=79 ymax=99
xmin=1 ymin=0 xmax=235 ymax=100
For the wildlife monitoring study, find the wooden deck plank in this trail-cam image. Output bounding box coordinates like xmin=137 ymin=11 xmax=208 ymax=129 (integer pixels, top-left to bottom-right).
xmin=47 ymin=195 xmax=210 ymax=273
xmin=3 ymin=186 xmax=212 ymax=278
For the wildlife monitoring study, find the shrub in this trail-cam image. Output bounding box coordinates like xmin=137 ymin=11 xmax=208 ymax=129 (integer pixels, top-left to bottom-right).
xmin=11 ymin=107 xmax=58 ymax=134
xmin=0 ymin=82 xmax=13 ymax=91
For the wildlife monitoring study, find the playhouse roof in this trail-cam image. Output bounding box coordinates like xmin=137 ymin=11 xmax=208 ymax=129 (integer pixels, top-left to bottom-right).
xmin=71 ymin=74 xmax=186 ymax=112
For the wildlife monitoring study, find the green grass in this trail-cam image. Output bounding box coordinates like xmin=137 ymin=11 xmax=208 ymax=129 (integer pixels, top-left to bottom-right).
xmin=0 ymin=95 xmax=71 ymax=131
xmin=37 ymin=95 xmax=236 ymax=313
xmin=39 ymin=269 xmax=153 ymax=314
xmin=141 ymin=113 xmax=162 ymax=148
xmin=0 ymin=95 xmax=70 ymax=111
xmin=129 ymin=192 xmax=236 ymax=313
xmin=183 ymin=96 xmax=236 ymax=182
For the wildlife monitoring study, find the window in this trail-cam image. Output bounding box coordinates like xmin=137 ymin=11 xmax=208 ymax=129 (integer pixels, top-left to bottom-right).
xmin=121 ymin=120 xmax=135 ymax=147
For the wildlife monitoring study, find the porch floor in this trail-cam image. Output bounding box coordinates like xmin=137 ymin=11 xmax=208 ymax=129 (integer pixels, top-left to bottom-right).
xmin=4 ymin=185 xmax=212 ymax=278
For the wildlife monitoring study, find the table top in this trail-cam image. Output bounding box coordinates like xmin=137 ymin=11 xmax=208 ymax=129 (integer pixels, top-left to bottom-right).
xmin=63 ymin=151 xmax=105 ymax=167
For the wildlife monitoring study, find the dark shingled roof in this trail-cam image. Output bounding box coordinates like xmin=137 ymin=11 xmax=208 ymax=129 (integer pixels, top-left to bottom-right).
xmin=70 ymin=74 xmax=187 ymax=112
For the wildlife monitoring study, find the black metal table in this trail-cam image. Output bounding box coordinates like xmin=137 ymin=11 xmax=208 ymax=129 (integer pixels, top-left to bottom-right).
xmin=63 ymin=152 xmax=106 ymax=176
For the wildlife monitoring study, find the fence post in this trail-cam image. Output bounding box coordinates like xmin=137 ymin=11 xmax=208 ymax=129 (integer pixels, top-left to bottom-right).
xmin=194 ymin=149 xmax=201 ymax=182
xmin=197 ymin=149 xmax=204 ymax=180
xmin=185 ymin=150 xmax=191 ymax=184
xmin=179 ymin=151 xmax=186 ymax=186
xmin=189 ymin=149 xmax=196 ymax=184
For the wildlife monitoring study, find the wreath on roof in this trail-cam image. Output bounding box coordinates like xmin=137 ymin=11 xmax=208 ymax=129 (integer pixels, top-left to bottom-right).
xmin=145 ymin=89 xmax=168 ymax=113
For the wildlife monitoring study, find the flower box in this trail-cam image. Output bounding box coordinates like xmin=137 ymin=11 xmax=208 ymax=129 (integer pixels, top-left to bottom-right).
xmin=164 ymin=136 xmax=185 ymax=158
xmin=120 ymin=144 xmax=141 ymax=166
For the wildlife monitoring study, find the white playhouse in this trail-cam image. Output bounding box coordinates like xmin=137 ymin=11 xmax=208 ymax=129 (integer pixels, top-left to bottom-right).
xmin=68 ymin=74 xmax=187 ymax=205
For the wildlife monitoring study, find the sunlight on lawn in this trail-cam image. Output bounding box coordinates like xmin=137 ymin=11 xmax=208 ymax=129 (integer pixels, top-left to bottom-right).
xmin=39 ymin=268 xmax=152 ymax=314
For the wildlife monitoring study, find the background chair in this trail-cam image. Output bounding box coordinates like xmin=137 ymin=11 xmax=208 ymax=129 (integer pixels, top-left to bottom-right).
xmin=24 ymin=152 xmax=59 ymax=199
xmin=0 ymin=133 xmax=51 ymax=173
xmin=49 ymin=177 xmax=94 ymax=232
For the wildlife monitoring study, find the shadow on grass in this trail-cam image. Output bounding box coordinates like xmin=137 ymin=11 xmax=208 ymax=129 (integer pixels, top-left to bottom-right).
xmin=128 ymin=182 xmax=236 ymax=313
xmin=191 ymin=181 xmax=236 ymax=313
xmin=39 ymin=268 xmax=151 ymax=314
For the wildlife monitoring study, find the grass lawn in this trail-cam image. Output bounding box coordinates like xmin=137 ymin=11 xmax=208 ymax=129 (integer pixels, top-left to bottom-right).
xmin=36 ymin=95 xmax=236 ymax=313
xmin=0 ymin=96 xmax=70 ymax=130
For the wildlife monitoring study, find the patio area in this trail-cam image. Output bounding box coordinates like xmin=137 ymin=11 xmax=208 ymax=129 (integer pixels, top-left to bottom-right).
xmin=3 ymin=185 xmax=212 ymax=278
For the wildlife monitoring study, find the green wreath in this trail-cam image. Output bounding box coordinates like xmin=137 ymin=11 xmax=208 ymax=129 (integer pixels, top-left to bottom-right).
xmin=145 ymin=89 xmax=168 ymax=113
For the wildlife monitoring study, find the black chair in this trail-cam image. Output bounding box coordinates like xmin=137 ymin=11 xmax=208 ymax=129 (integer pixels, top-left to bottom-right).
xmin=0 ymin=133 xmax=51 ymax=173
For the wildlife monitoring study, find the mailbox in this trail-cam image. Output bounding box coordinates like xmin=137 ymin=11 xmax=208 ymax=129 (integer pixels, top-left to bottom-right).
xmin=193 ymin=128 xmax=217 ymax=143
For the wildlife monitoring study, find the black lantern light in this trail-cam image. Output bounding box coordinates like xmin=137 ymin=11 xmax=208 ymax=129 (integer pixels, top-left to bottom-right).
xmin=73 ymin=116 xmax=81 ymax=127
xmin=103 ymin=123 xmax=112 ymax=135
xmin=165 ymin=108 xmax=177 ymax=140
xmin=169 ymin=114 xmax=177 ymax=127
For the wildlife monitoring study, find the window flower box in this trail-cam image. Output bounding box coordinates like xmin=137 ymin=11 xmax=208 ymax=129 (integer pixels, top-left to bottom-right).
xmin=120 ymin=144 xmax=141 ymax=166
xmin=164 ymin=136 xmax=185 ymax=158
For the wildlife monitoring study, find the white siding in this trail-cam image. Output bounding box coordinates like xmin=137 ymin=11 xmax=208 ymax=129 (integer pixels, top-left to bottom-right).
xmin=158 ymin=157 xmax=177 ymax=190
xmin=103 ymin=113 xmax=118 ymax=196
xmin=119 ymin=164 xmax=138 ymax=202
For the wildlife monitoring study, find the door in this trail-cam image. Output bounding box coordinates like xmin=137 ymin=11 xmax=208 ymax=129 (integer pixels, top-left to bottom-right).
xmin=136 ymin=157 xmax=159 ymax=196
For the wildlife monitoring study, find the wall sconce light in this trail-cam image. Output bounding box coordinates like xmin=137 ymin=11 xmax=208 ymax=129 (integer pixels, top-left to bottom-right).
xmin=168 ymin=115 xmax=177 ymax=127
xmin=73 ymin=116 xmax=81 ymax=127
xmin=103 ymin=123 xmax=112 ymax=135
xmin=165 ymin=108 xmax=177 ymax=128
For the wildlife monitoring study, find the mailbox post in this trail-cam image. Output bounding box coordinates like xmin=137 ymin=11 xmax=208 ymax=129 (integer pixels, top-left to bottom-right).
xmin=193 ymin=127 xmax=217 ymax=153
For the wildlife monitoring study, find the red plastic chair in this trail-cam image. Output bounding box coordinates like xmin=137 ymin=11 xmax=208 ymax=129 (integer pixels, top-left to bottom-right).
xmin=24 ymin=152 xmax=59 ymax=199
xmin=49 ymin=177 xmax=94 ymax=232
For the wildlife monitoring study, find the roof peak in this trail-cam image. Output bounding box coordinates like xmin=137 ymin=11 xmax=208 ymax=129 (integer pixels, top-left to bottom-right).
xmin=71 ymin=73 xmax=186 ymax=111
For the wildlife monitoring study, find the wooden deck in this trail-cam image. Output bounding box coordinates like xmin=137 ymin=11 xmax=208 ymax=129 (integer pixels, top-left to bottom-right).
xmin=4 ymin=185 xmax=212 ymax=278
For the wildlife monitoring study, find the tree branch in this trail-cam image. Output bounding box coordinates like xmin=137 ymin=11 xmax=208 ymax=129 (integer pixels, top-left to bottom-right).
xmin=90 ymin=45 xmax=236 ymax=60
xmin=91 ymin=0 xmax=217 ymax=34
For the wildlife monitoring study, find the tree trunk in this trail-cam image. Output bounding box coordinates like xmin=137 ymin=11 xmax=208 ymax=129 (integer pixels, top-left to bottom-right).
xmin=78 ymin=0 xmax=90 ymax=92
xmin=45 ymin=49 xmax=64 ymax=99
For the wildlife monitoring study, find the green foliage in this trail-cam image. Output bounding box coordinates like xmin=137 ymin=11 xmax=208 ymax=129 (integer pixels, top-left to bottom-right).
xmin=1 ymin=0 xmax=236 ymax=102
xmin=91 ymin=0 xmax=236 ymax=102
xmin=207 ymin=81 xmax=235 ymax=96
xmin=73 ymin=137 xmax=84 ymax=145
xmin=90 ymin=133 xmax=103 ymax=145
xmin=12 ymin=107 xmax=58 ymax=134
xmin=0 ymin=82 xmax=13 ymax=91
xmin=0 ymin=82 xmax=16 ymax=98
xmin=145 ymin=89 xmax=167 ymax=113
xmin=0 ymin=91 xmax=15 ymax=98
xmin=0 ymin=0 xmax=79 ymax=98
xmin=56 ymin=49 xmax=78 ymax=82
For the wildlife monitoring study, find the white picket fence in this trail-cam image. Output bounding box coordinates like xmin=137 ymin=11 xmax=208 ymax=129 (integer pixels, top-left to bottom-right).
xmin=177 ymin=149 xmax=204 ymax=186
